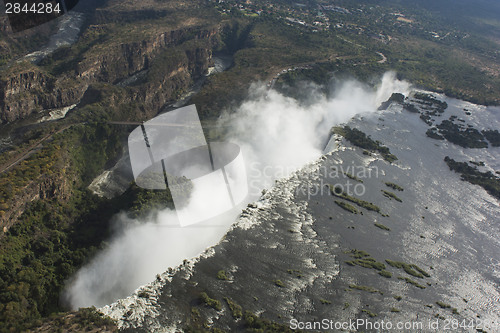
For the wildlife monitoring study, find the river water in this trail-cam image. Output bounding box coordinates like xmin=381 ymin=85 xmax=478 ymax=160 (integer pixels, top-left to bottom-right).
xmin=100 ymin=92 xmax=500 ymax=332
xmin=24 ymin=11 xmax=86 ymax=64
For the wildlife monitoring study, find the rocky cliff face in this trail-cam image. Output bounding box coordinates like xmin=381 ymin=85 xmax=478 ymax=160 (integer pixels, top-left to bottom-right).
xmin=77 ymin=43 xmax=214 ymax=122
xmin=137 ymin=45 xmax=213 ymax=114
xmin=0 ymin=25 xmax=219 ymax=124
xmin=76 ymin=27 xmax=217 ymax=84
xmin=0 ymin=70 xmax=85 ymax=122
xmin=0 ymin=22 xmax=220 ymax=230
xmin=0 ymin=169 xmax=72 ymax=232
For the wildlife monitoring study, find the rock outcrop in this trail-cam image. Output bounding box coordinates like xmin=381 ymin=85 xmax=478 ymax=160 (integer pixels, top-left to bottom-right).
xmin=0 ymin=168 xmax=72 ymax=232
xmin=0 ymin=24 xmax=219 ymax=124
xmin=0 ymin=70 xmax=85 ymax=122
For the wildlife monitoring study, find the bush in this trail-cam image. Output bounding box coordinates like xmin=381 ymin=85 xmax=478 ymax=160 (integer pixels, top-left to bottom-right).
xmin=444 ymin=157 xmax=500 ymax=200
xmin=436 ymin=301 xmax=451 ymax=309
xmin=338 ymin=126 xmax=398 ymax=163
xmin=217 ymin=270 xmax=229 ymax=281
xmin=273 ymin=279 xmax=285 ymax=288
xmin=330 ymin=185 xmax=381 ymax=213
xmin=362 ymin=309 xmax=377 ymax=317
xmin=200 ymin=292 xmax=222 ymax=311
xmin=378 ymin=270 xmax=392 ymax=278
xmin=398 ymin=277 xmax=426 ymax=289
xmin=385 ymin=182 xmax=404 ymax=191
xmin=224 ymin=297 xmax=242 ymax=318
xmin=244 ymin=311 xmax=296 ymax=332
xmin=374 ymin=223 xmax=391 ymax=231
xmin=349 ymin=284 xmax=381 ymax=294
xmin=381 ymin=190 xmax=402 ymax=202
xmin=386 ymin=260 xmax=430 ymax=278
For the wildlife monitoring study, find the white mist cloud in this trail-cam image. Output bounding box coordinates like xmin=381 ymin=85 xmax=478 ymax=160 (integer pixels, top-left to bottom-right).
xmin=224 ymin=72 xmax=410 ymax=193
xmin=63 ymin=72 xmax=410 ymax=309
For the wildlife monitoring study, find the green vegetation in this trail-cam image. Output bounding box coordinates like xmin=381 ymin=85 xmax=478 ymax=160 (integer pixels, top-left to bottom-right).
xmin=436 ymin=301 xmax=451 ymax=309
xmin=349 ymin=284 xmax=382 ymax=294
xmin=403 ymin=103 xmax=419 ymax=113
xmin=394 ymin=296 xmax=402 ymax=301
xmin=335 ymin=200 xmax=359 ymax=214
xmin=349 ymin=249 xmax=370 ymax=258
xmin=378 ymin=270 xmax=393 ymax=278
xmin=426 ymin=128 xmax=445 ymax=140
xmin=397 ymin=277 xmax=427 ymax=289
xmin=128 ymin=188 xmax=175 ymax=218
xmin=361 ymin=309 xmax=377 ymax=317
xmin=482 ymin=130 xmax=500 ymax=147
xmin=346 ymin=249 xmax=387 ymax=272
xmin=412 ymin=93 xmax=449 ymax=127
xmin=344 ymin=172 xmax=363 ymax=183
xmin=0 ymin=123 xmax=123 ymax=205
xmin=22 ymin=307 xmax=117 ymax=333
xmin=287 ymin=269 xmax=302 ymax=278
xmin=413 ymin=93 xmax=448 ymax=112
xmin=330 ymin=185 xmax=381 ymax=213
xmin=319 ymin=299 xmax=331 ymax=305
xmin=191 ymin=307 xmax=200 ymax=317
xmin=374 ymin=223 xmax=391 ymax=231
xmin=273 ymin=279 xmax=285 ymax=288
xmin=352 ymin=258 xmax=386 ymax=270
xmin=470 ymin=161 xmax=485 ymax=167
xmin=386 ymin=260 xmax=430 ymax=278
xmin=412 ymin=265 xmax=431 ymax=278
xmin=0 ymin=134 xmax=179 ymax=331
xmin=212 ymin=329 xmax=226 ymax=333
xmin=217 ymin=270 xmax=229 ymax=281
xmin=444 ymin=156 xmax=500 ymax=200
xmin=188 ymin=303 xmax=297 ymax=332
xmin=224 ymin=297 xmax=243 ymax=318
xmin=435 ymin=119 xmax=488 ymax=148
xmin=200 ymin=292 xmax=222 ymax=311
xmin=386 ymin=260 xmax=424 ymax=278
xmin=194 ymin=14 xmax=354 ymax=118
xmin=244 ymin=311 xmax=297 ymax=332
xmin=381 ymin=190 xmax=403 ymax=203
xmin=0 ymin=109 xmax=178 ymax=332
xmin=1 ymin=0 xmax=499 ymax=329
xmin=335 ymin=126 xmax=398 ymax=163
xmin=379 ymin=93 xmax=405 ymax=110
xmin=212 ymin=0 xmax=500 ymax=107
xmin=0 ymin=123 xmax=144 ymax=331
xmin=385 ymin=182 xmax=404 ymax=191
xmin=390 ymin=308 xmax=401 ymax=313
xmin=435 ymin=314 xmax=446 ymax=320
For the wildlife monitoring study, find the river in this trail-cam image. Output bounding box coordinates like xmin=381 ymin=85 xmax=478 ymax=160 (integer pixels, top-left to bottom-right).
xmin=100 ymin=91 xmax=500 ymax=332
